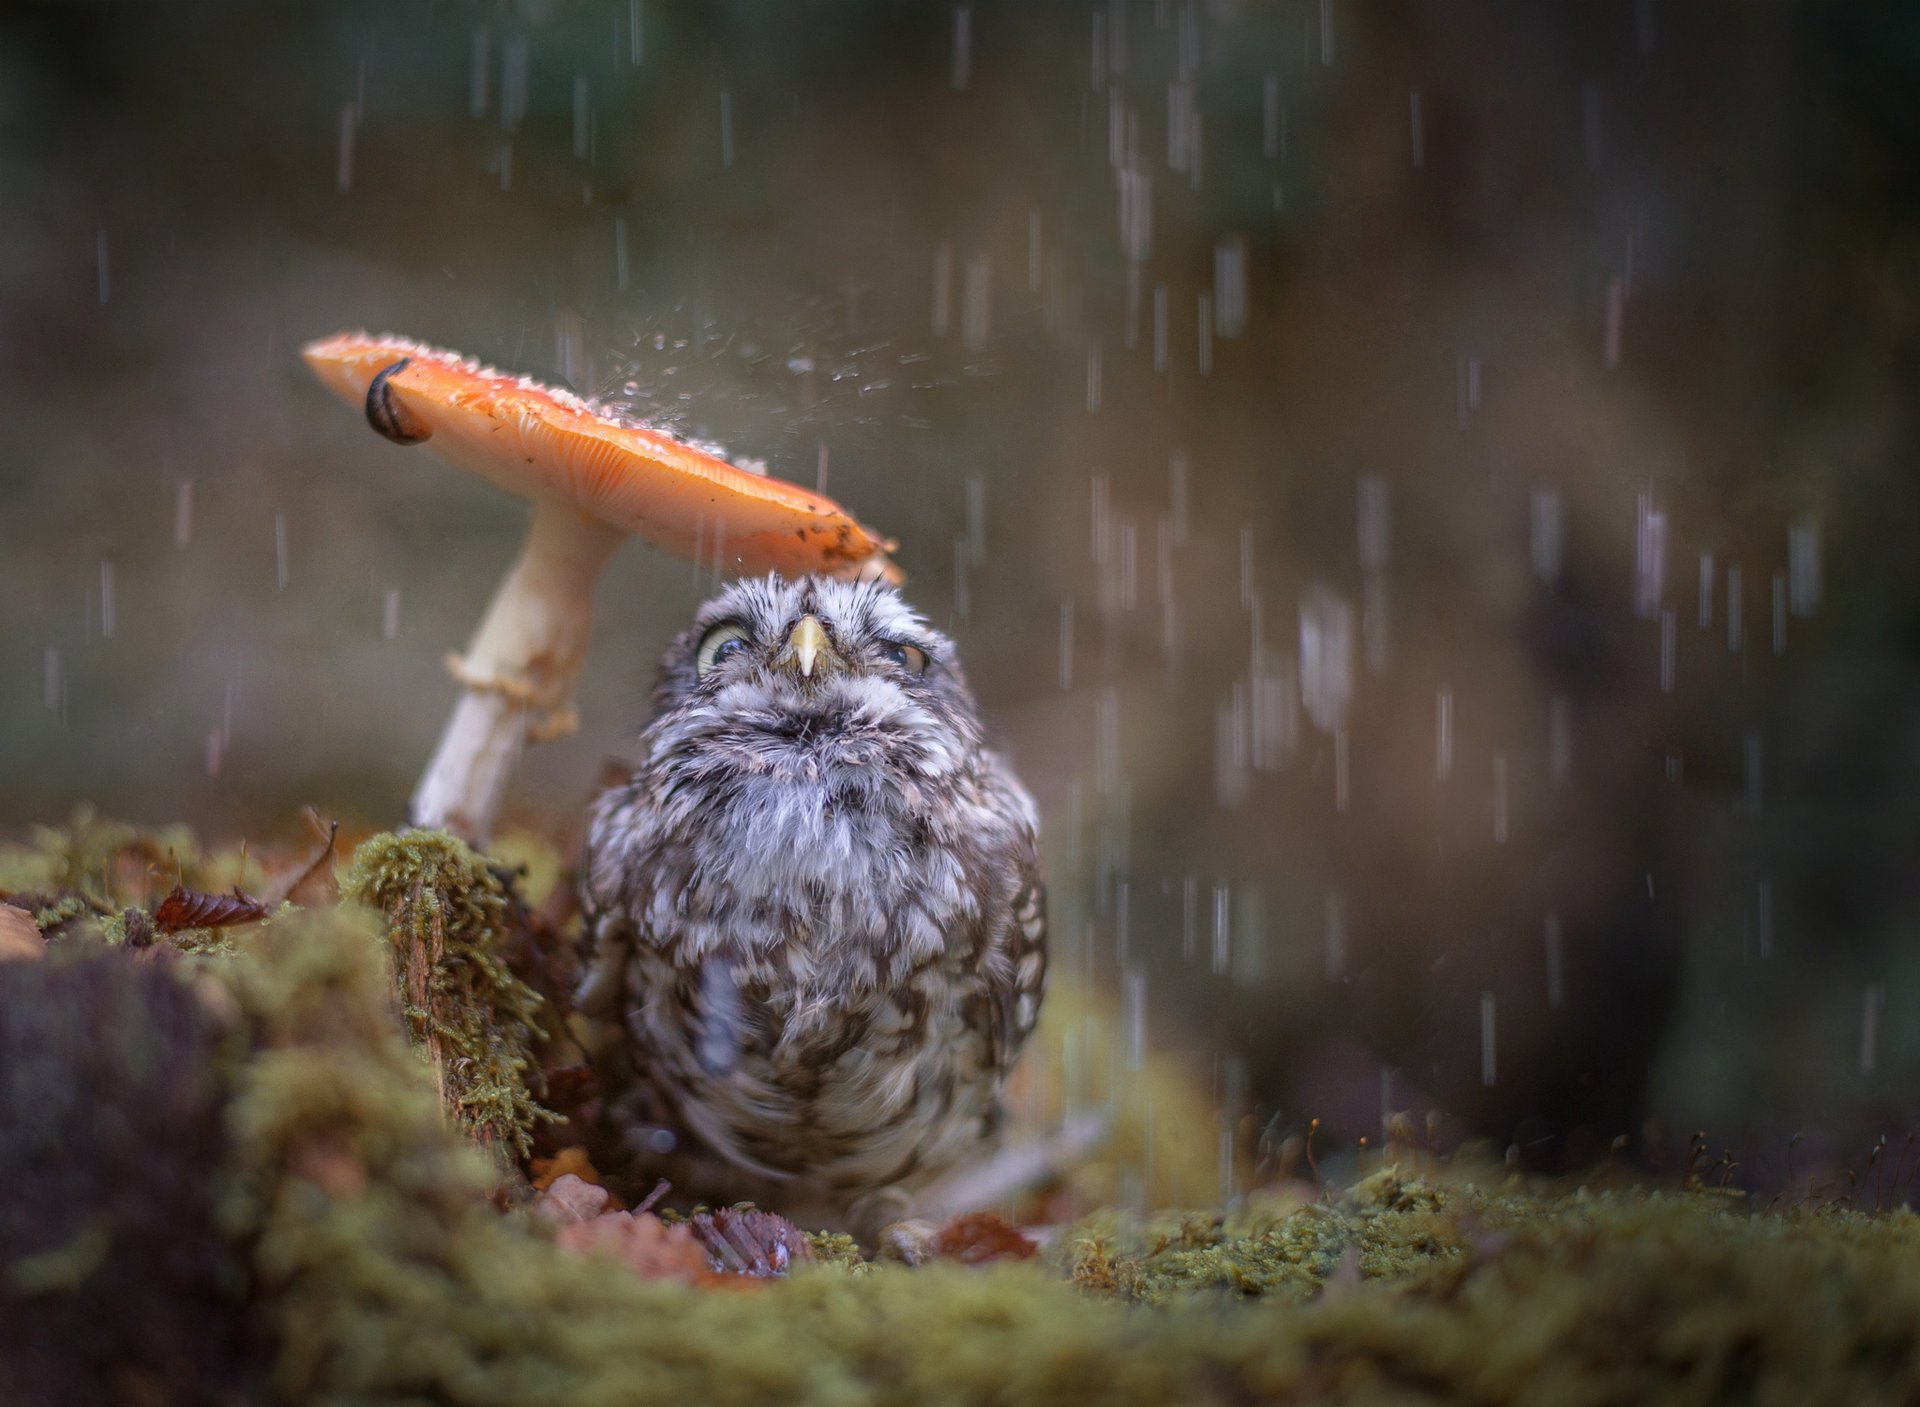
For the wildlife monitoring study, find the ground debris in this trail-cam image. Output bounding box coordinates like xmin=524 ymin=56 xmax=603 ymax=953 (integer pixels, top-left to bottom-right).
xmin=153 ymin=884 xmax=270 ymax=933
xmin=0 ymin=904 xmax=44 ymax=962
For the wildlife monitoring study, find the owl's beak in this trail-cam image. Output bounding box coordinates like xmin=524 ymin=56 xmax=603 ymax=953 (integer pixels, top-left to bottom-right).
xmin=784 ymin=615 xmax=835 ymax=678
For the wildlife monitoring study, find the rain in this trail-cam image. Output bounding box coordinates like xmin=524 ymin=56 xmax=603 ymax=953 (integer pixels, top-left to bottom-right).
xmin=6 ymin=0 xmax=1920 ymax=1392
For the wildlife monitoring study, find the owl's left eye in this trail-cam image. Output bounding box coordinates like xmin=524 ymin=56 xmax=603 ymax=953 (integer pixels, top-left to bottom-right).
xmin=695 ymin=621 xmax=753 ymax=677
xmin=878 ymin=640 xmax=929 ymax=676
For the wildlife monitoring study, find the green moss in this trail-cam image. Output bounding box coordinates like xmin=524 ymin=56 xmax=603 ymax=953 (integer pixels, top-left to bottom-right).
xmin=14 ymin=906 xmax=1920 ymax=1406
xmin=17 ymin=822 xmax=1920 ymax=1403
xmin=341 ymin=830 xmax=553 ymax=1161
xmin=0 ymin=804 xmax=202 ymax=905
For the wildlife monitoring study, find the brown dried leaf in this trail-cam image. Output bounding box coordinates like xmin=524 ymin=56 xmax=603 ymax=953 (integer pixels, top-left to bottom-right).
xmin=930 ymin=1211 xmax=1040 ymax=1265
xmin=152 ymin=884 xmax=269 ymax=933
xmin=0 ymin=905 xmax=45 ymax=963
xmin=554 ymin=1210 xmax=715 ymax=1284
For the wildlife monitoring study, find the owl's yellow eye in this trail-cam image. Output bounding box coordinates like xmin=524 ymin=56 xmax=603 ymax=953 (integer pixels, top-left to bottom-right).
xmin=879 ymin=640 xmax=929 ymax=676
xmin=695 ymin=621 xmax=753 ymax=677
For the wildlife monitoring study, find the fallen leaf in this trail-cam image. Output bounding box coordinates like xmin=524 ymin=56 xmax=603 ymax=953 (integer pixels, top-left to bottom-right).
xmin=0 ymin=905 xmax=45 ymax=963
xmin=153 ymin=885 xmax=269 ymax=933
xmin=555 ymin=1211 xmax=715 ymax=1284
xmin=931 ymin=1212 xmax=1039 ymax=1265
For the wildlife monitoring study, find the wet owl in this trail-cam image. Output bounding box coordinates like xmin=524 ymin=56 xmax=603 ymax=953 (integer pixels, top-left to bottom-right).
xmin=578 ymin=574 xmax=1046 ymax=1233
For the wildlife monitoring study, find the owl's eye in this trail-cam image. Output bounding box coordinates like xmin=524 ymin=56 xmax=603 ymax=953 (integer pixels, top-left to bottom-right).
xmin=878 ymin=640 xmax=929 ymax=676
xmin=694 ymin=620 xmax=753 ymax=678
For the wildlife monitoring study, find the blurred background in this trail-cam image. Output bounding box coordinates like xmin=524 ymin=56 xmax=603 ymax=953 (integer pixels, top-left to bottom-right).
xmin=4 ymin=0 xmax=1918 ymax=1193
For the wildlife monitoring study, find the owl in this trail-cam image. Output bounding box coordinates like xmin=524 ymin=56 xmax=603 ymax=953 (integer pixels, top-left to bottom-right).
xmin=577 ymin=574 xmax=1046 ymax=1234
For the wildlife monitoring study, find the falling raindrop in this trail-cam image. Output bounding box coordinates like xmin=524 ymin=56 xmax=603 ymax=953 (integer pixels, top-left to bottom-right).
xmin=961 ymin=254 xmax=991 ymax=351
xmin=1298 ymin=586 xmax=1355 ymax=733
xmin=1788 ymin=516 xmax=1821 ymax=616
xmin=1771 ymin=570 xmax=1788 ymax=655
xmin=1124 ymin=968 xmax=1146 ymax=1071
xmin=1492 ymin=753 xmax=1509 ymax=842
xmin=382 ymin=588 xmax=401 ymax=641
xmin=1180 ymin=875 xmax=1198 ymax=961
xmin=1861 ymin=985 xmax=1884 ymax=1074
xmin=718 ymin=89 xmax=734 ymax=168
xmin=930 ymin=244 xmax=952 ymax=336
xmin=1479 ymin=993 xmax=1497 ymax=1086
xmin=1118 ymin=163 xmax=1152 ymax=262
xmin=1435 ymin=687 xmax=1455 ymax=781
xmin=275 ymin=513 xmax=289 ymax=590
xmin=1357 ymin=474 xmax=1391 ymax=572
xmin=1325 ymin=892 xmax=1346 ymax=981
xmin=1086 ymin=337 xmax=1103 ymax=412
xmin=1096 ymin=688 xmax=1120 ymax=795
xmin=950 ymin=7 xmax=972 ymax=91
xmin=1544 ymin=914 xmax=1565 ymax=1008
xmin=1660 ymin=606 xmax=1677 ymax=691
xmin=99 ymin=561 xmax=116 ymax=639
xmin=1211 ymin=883 xmax=1231 ymax=976
xmin=1529 ymin=489 xmax=1563 ymax=584
xmin=334 ymin=102 xmax=353 ymax=191
xmin=1727 ymin=563 xmax=1744 ymax=650
xmin=1213 ymin=237 xmax=1247 ymax=338
xmin=1409 ymin=89 xmax=1424 ymax=168
xmin=1026 ymin=210 xmax=1042 ymax=291
xmin=1058 ymin=599 xmax=1075 ymax=690
xmin=1634 ymin=491 xmax=1666 ymax=618
xmin=174 ymin=481 xmax=194 ymax=548
xmin=1151 ymin=284 xmax=1169 ymax=373
xmin=1169 ymin=453 xmax=1189 ymax=545
xmin=1697 ymin=551 xmax=1714 ymax=628
xmin=1581 ymin=83 xmax=1605 ymax=170
xmin=628 ymin=0 xmax=644 ymax=65
xmin=1547 ymin=694 xmax=1571 ymax=783
xmin=501 ymin=37 xmax=529 ymax=133
xmin=469 ymin=29 xmax=490 ymax=116
xmin=1603 ymin=276 xmax=1625 ymax=369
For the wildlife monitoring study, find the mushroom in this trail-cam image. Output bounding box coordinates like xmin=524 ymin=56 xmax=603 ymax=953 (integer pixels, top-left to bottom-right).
xmin=302 ymin=332 xmax=901 ymax=845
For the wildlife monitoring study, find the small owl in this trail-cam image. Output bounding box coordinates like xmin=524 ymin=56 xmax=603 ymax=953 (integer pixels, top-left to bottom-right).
xmin=578 ymin=574 xmax=1046 ymax=1233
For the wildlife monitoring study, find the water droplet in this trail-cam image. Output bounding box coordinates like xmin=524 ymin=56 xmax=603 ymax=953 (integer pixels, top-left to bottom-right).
xmin=950 ymin=7 xmax=972 ymax=91
xmin=1480 ymin=993 xmax=1497 ymax=1086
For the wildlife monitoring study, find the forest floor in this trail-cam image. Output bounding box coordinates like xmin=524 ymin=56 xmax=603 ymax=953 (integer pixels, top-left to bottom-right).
xmin=4 ymin=813 xmax=1917 ymax=1406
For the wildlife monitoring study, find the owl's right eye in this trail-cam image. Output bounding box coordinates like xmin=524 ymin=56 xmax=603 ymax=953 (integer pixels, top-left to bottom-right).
xmin=694 ymin=621 xmax=753 ymax=677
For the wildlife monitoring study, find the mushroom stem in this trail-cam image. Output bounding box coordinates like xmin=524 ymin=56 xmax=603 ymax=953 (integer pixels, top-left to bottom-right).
xmin=409 ymin=500 xmax=627 ymax=844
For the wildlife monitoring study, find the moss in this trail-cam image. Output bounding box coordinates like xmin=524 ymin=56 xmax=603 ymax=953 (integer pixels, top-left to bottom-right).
xmin=17 ymin=907 xmax=1920 ymax=1404
xmin=342 ymin=830 xmax=554 ymax=1161
xmin=0 ymin=804 xmax=203 ymax=906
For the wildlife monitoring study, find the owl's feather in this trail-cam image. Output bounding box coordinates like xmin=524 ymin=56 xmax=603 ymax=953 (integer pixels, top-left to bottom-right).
xmin=580 ymin=575 xmax=1045 ymax=1231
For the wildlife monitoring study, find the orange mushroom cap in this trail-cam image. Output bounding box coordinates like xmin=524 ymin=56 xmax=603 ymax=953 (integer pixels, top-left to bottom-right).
xmin=301 ymin=331 xmax=903 ymax=584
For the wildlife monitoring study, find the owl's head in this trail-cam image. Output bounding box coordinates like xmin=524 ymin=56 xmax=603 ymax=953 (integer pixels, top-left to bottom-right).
xmin=641 ymin=575 xmax=980 ymax=782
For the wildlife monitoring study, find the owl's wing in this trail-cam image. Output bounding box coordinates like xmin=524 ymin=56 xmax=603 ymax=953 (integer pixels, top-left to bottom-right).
xmin=977 ymin=758 xmax=1048 ymax=1077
